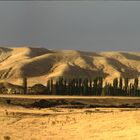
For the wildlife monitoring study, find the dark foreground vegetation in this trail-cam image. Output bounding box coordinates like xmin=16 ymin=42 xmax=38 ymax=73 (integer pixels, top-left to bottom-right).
xmin=1 ymin=97 xmax=140 ymax=108
xmin=0 ymin=76 xmax=140 ymax=96
xmin=0 ymin=96 xmax=140 ymax=108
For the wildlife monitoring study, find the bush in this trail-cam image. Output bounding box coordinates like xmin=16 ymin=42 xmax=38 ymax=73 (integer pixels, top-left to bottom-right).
xmin=30 ymin=84 xmax=47 ymax=94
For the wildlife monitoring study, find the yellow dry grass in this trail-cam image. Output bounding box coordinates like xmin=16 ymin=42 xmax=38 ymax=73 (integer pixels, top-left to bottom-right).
xmin=0 ymin=104 xmax=140 ymax=140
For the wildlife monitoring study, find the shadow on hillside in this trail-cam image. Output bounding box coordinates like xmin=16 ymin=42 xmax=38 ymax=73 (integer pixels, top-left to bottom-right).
xmin=106 ymin=57 xmax=140 ymax=78
xmin=78 ymin=51 xmax=101 ymax=57
xmin=62 ymin=63 xmax=109 ymax=79
xmin=120 ymin=52 xmax=140 ymax=61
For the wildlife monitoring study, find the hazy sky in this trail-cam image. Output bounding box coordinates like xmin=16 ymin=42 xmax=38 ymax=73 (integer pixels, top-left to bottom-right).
xmin=0 ymin=1 xmax=140 ymax=51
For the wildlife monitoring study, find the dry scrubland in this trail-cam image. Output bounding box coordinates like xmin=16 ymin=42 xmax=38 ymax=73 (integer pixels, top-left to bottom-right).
xmin=0 ymin=97 xmax=140 ymax=140
xmin=0 ymin=47 xmax=140 ymax=85
xmin=0 ymin=105 xmax=140 ymax=140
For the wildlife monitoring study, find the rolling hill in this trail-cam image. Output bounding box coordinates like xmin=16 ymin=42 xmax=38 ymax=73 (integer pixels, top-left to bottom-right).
xmin=0 ymin=47 xmax=140 ymax=86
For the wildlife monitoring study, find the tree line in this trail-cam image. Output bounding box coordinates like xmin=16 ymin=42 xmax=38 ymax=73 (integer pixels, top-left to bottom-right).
xmin=22 ymin=76 xmax=140 ymax=96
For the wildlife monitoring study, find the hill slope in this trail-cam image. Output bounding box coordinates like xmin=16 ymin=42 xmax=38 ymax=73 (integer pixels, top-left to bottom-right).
xmin=0 ymin=47 xmax=140 ymax=86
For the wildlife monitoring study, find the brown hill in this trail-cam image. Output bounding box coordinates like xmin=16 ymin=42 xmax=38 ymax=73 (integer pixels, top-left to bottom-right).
xmin=0 ymin=47 xmax=140 ymax=86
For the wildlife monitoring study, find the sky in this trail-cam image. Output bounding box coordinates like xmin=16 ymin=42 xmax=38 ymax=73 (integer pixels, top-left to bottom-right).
xmin=0 ymin=1 xmax=140 ymax=51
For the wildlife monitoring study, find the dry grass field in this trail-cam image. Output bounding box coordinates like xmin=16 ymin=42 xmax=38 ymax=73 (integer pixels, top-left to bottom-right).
xmin=0 ymin=96 xmax=140 ymax=140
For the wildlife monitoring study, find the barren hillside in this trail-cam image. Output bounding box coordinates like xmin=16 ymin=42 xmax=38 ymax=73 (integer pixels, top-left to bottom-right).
xmin=0 ymin=47 xmax=140 ymax=86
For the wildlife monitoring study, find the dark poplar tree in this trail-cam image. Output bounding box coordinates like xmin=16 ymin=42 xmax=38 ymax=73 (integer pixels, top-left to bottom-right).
xmin=47 ymin=80 xmax=51 ymax=94
xmin=22 ymin=76 xmax=27 ymax=94
xmin=64 ymin=79 xmax=67 ymax=94
xmin=78 ymin=78 xmax=82 ymax=95
xmin=50 ymin=79 xmax=53 ymax=94
xmin=89 ymin=79 xmax=92 ymax=96
xmin=119 ymin=77 xmax=123 ymax=90
xmin=101 ymin=82 xmax=107 ymax=96
xmin=134 ymin=78 xmax=139 ymax=96
xmin=119 ymin=77 xmax=123 ymax=96
xmin=93 ymin=78 xmax=98 ymax=96
xmin=98 ymin=77 xmax=103 ymax=96
xmin=113 ymin=78 xmax=118 ymax=96
xmin=124 ymin=77 xmax=129 ymax=96
xmin=83 ymin=78 xmax=88 ymax=95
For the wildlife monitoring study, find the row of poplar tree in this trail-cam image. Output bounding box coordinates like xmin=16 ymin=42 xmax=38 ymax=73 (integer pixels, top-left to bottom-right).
xmin=45 ymin=77 xmax=140 ymax=96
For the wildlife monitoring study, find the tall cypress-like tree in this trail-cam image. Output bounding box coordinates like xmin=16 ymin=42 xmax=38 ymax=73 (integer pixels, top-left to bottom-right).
xmin=82 ymin=78 xmax=86 ymax=95
xmin=119 ymin=77 xmax=123 ymax=96
xmin=50 ymin=79 xmax=53 ymax=94
xmin=78 ymin=78 xmax=82 ymax=95
xmin=113 ymin=78 xmax=118 ymax=96
xmin=58 ymin=77 xmax=64 ymax=94
xmin=93 ymin=78 xmax=98 ymax=95
xmin=113 ymin=78 xmax=118 ymax=88
xmin=98 ymin=77 xmax=103 ymax=96
xmin=67 ymin=80 xmax=71 ymax=95
xmin=124 ymin=77 xmax=129 ymax=96
xmin=22 ymin=77 xmax=27 ymax=94
xmin=134 ymin=78 xmax=139 ymax=96
xmin=89 ymin=79 xmax=92 ymax=96
xmin=47 ymin=80 xmax=51 ymax=94
xmin=64 ymin=79 xmax=67 ymax=94
xmin=119 ymin=77 xmax=123 ymax=90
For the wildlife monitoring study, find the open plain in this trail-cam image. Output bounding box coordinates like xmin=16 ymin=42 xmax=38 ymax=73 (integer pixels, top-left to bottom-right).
xmin=0 ymin=96 xmax=140 ymax=140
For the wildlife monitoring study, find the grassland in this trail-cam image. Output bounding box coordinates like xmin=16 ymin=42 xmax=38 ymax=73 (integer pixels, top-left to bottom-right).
xmin=0 ymin=95 xmax=140 ymax=140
